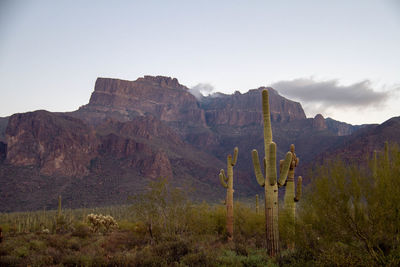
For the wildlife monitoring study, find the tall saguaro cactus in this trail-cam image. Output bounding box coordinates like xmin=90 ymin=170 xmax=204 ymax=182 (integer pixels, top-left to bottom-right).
xmin=281 ymin=144 xmax=303 ymax=248
xmin=251 ymin=89 xmax=292 ymax=256
xmin=219 ymin=147 xmax=238 ymax=241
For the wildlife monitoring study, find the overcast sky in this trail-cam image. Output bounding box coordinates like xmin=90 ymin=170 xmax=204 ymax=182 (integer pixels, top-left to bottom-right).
xmin=1 ymin=0 xmax=399 ymax=124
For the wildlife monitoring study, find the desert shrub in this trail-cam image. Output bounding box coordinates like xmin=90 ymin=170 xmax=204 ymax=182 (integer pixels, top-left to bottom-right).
xmin=134 ymin=245 xmax=167 ymax=266
xmin=13 ymin=245 xmax=29 ymax=258
xmin=277 ymin=248 xmax=315 ymax=267
xmin=241 ymin=253 xmax=270 ymax=267
xmin=67 ymin=237 xmax=81 ymax=251
xmin=26 ymin=254 xmax=53 ymax=267
xmin=217 ymin=250 xmax=244 ymax=266
xmin=153 ymin=236 xmax=191 ymax=264
xmin=44 ymin=234 xmax=69 ymax=250
xmin=45 ymin=246 xmax=63 ymax=264
xmin=180 ymin=250 xmax=217 ymax=266
xmin=102 ymin=230 xmax=139 ymax=253
xmin=0 ymin=255 xmax=21 ymax=266
xmin=234 ymin=239 xmax=248 ymax=257
xmin=28 ymin=239 xmax=46 ymax=251
xmin=62 ymin=252 xmax=91 ymax=267
xmin=118 ymin=220 xmax=137 ymax=232
xmin=296 ymin=143 xmax=400 ymax=266
xmin=108 ymin=251 xmax=136 ymax=266
xmin=71 ymin=221 xmax=91 ymax=238
xmin=234 ymin=202 xmax=264 ymax=241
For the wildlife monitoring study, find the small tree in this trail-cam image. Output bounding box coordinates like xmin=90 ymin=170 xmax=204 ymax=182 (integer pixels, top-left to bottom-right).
xmin=130 ymin=178 xmax=191 ymax=241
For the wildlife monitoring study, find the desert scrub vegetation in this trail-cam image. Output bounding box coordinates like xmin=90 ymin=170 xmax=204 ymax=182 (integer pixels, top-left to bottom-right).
xmin=287 ymin=142 xmax=400 ymax=266
xmin=1 ymin=143 xmax=400 ymax=266
xmin=0 ymin=179 xmax=275 ymax=266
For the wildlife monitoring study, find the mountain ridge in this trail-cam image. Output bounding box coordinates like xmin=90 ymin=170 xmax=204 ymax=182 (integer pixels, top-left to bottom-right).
xmin=1 ymin=75 xmax=395 ymax=212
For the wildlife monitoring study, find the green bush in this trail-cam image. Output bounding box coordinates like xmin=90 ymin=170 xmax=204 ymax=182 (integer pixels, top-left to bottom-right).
xmin=153 ymin=236 xmax=191 ymax=264
xmin=181 ymin=250 xmax=217 ymax=266
xmin=71 ymin=221 xmax=91 ymax=238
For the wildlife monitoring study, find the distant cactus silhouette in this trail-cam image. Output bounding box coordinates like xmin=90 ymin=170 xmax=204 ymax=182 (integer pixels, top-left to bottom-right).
xmin=219 ymin=147 xmax=238 ymax=241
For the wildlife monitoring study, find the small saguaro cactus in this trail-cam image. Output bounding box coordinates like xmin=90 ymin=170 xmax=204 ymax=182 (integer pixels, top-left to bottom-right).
xmin=281 ymin=144 xmax=303 ymax=248
xmin=219 ymin=147 xmax=238 ymax=241
xmin=251 ymin=89 xmax=292 ymax=257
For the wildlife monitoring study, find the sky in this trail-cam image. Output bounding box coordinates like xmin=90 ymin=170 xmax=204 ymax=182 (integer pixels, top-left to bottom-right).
xmin=1 ymin=0 xmax=399 ymax=125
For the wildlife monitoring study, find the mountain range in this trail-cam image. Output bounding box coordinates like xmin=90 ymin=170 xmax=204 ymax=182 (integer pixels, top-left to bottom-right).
xmin=1 ymin=75 xmax=399 ymax=212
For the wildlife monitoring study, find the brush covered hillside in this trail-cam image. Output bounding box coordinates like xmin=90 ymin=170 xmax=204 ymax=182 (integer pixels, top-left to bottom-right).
xmin=0 ymin=75 xmax=398 ymax=212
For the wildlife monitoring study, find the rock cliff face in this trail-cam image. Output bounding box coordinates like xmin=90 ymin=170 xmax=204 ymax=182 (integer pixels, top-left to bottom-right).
xmin=325 ymin=118 xmax=361 ymax=136
xmin=312 ymin=114 xmax=327 ymax=130
xmin=81 ymin=76 xmax=206 ymax=127
xmin=0 ymin=117 xmax=8 ymax=142
xmin=6 ymin=111 xmax=98 ymax=177
xmin=0 ymin=142 xmax=6 ymax=162
xmin=201 ymin=88 xmax=306 ymax=126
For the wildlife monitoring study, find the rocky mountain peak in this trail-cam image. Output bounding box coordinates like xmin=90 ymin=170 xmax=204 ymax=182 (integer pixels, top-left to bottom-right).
xmin=312 ymin=114 xmax=327 ymax=130
xmin=81 ymin=76 xmax=206 ymax=126
xmin=201 ymin=86 xmax=306 ymax=126
xmin=138 ymin=75 xmax=186 ymax=90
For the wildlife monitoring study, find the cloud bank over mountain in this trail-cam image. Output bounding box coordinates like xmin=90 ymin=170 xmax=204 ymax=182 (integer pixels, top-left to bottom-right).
xmin=272 ymin=78 xmax=400 ymax=119
xmin=189 ymin=83 xmax=215 ymax=99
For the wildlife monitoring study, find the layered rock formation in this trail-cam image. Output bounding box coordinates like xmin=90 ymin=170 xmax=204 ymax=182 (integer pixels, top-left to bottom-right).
xmin=6 ymin=111 xmax=98 ymax=177
xmin=79 ymin=76 xmax=206 ymax=127
xmin=201 ymin=88 xmax=306 ymax=127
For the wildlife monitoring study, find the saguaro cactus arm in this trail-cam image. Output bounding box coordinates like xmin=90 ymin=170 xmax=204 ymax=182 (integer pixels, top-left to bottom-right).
xmin=252 ymin=149 xmax=265 ymax=187
xmin=219 ymin=169 xmax=228 ymax=188
xmin=294 ymin=176 xmax=303 ymax=202
xmin=278 ymin=152 xmax=292 ymax=187
xmin=231 ymin=147 xmax=238 ymax=166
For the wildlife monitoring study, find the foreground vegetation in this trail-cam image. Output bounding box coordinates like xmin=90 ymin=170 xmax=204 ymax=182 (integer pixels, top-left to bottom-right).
xmin=1 ymin=143 xmax=400 ymax=266
xmin=0 ymin=188 xmax=273 ymax=266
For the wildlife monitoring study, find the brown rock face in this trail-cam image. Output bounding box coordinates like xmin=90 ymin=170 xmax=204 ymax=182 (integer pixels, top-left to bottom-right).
xmin=99 ymin=133 xmax=151 ymax=158
xmin=0 ymin=142 xmax=6 ymax=162
xmin=83 ymin=76 xmax=206 ymax=126
xmin=312 ymin=114 xmax=327 ymax=130
xmin=325 ymin=118 xmax=359 ymax=136
xmin=5 ymin=111 xmax=98 ymax=177
xmin=95 ymin=115 xmax=183 ymax=146
xmin=138 ymin=150 xmax=173 ymax=179
xmin=201 ymin=88 xmax=306 ymax=127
